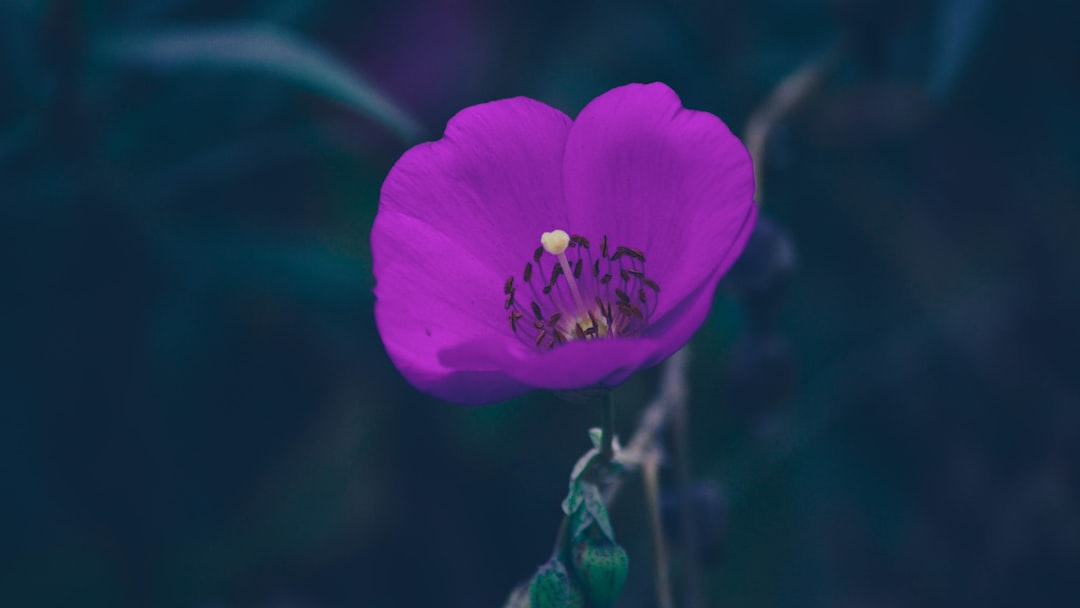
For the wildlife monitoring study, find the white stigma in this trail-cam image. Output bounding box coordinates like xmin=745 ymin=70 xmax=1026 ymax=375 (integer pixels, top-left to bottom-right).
xmin=540 ymin=229 xmax=571 ymax=255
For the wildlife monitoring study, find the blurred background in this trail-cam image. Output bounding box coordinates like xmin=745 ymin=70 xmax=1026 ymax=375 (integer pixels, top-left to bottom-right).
xmin=3 ymin=0 xmax=1078 ymax=606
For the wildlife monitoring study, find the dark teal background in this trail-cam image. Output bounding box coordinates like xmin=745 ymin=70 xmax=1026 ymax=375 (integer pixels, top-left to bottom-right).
xmin=3 ymin=0 xmax=1078 ymax=606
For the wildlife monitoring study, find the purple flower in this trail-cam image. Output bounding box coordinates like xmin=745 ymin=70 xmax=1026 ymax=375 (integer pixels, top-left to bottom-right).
xmin=372 ymin=83 xmax=757 ymax=404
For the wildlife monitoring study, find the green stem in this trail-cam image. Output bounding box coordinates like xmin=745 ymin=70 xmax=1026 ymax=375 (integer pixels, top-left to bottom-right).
xmin=551 ymin=391 xmax=617 ymax=561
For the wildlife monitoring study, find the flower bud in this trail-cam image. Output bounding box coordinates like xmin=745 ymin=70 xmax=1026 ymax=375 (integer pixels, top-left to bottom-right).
xmin=571 ymin=538 xmax=629 ymax=608
xmin=528 ymin=558 xmax=586 ymax=608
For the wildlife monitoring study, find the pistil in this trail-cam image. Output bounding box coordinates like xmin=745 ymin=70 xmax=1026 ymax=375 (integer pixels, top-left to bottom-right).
xmin=541 ymin=229 xmax=589 ymax=315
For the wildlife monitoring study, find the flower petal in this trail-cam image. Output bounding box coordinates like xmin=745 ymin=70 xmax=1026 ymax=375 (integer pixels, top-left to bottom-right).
xmin=561 ymin=82 xmax=756 ymax=327
xmin=373 ymin=97 xmax=573 ymax=403
xmin=439 ymin=334 xmax=657 ymax=391
xmin=378 ymin=96 xmax=573 ymax=273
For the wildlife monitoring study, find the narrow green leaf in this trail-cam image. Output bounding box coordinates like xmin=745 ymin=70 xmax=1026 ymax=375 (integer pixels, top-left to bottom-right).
xmin=101 ymin=23 xmax=422 ymax=143
xmin=569 ymin=447 xmax=600 ymax=483
xmin=566 ymin=481 xmax=615 ymax=543
xmin=580 ymin=482 xmax=614 ymax=542
xmin=588 ymin=427 xmax=603 ymax=449
xmin=562 ymin=479 xmax=584 ymax=516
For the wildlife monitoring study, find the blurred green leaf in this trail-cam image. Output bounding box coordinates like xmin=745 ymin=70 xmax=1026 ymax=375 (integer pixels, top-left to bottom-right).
xmin=563 ymin=480 xmax=614 ymax=543
xmin=101 ymin=23 xmax=422 ymax=143
xmin=588 ymin=427 xmax=602 ymax=449
xmin=568 ymin=447 xmax=600 ymax=483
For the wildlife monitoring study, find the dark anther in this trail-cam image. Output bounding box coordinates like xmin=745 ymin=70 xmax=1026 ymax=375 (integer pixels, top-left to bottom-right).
xmin=639 ymin=289 xmax=647 ymax=303
xmin=584 ymin=326 xmax=598 ymax=337
xmin=571 ymin=235 xmax=590 ymax=248
xmin=504 ymin=292 xmax=515 ymax=309
xmin=628 ymin=304 xmax=644 ymax=319
xmin=573 ymin=259 xmax=583 ymax=278
xmin=530 ymin=301 xmax=543 ymax=320
xmin=550 ymin=263 xmax=564 ymax=283
xmin=554 ymin=330 xmax=567 ymax=345
xmin=627 ymin=269 xmax=644 ymax=278
xmin=626 ymin=247 xmax=646 ymax=262
xmin=620 ymin=268 xmax=630 ymax=282
xmin=601 ymin=274 xmax=613 ymax=285
xmin=504 ymin=276 xmax=514 ymax=294
xmin=592 ymin=260 xmax=600 ymax=277
xmin=543 ymin=285 xmax=552 ymax=295
xmin=615 ymin=288 xmax=630 ymax=304
xmin=643 ymin=277 xmax=661 ymax=292
xmin=510 ymin=311 xmax=522 ymax=332
xmin=533 ymin=246 xmax=544 ymax=263
xmin=533 ymin=320 xmax=545 ymax=330
xmin=617 ymin=302 xmax=634 ymax=317
xmin=601 ymin=235 xmax=609 ymax=258
xmin=535 ymin=330 xmax=547 ymax=346
xmin=597 ymin=298 xmax=613 ymax=321
xmin=549 ymin=312 xmax=563 ymax=325
xmin=588 ymin=310 xmax=598 ymax=329
xmin=524 ymin=262 xmax=533 ymax=283
xmin=575 ymin=324 xmax=587 ymax=340
xmin=610 ymin=247 xmax=625 ymax=261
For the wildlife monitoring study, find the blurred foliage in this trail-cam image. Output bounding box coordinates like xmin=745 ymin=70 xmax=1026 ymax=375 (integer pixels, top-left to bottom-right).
xmin=2 ymin=0 xmax=1078 ymax=607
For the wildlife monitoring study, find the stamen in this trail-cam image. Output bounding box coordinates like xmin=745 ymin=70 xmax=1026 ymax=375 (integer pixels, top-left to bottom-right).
xmin=571 ymin=235 xmax=590 ymax=249
xmin=503 ymin=231 xmax=659 ymax=350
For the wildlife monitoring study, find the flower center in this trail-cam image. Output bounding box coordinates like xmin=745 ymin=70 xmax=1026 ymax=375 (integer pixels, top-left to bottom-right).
xmin=504 ymin=229 xmax=661 ymax=350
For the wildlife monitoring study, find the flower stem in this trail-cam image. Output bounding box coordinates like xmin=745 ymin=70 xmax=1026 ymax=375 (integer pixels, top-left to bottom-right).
xmin=642 ymin=450 xmax=674 ymax=608
xmin=672 ymin=383 xmax=704 ymax=608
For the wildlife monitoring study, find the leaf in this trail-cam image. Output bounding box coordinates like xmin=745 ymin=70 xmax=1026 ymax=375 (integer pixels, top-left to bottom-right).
xmin=101 ymin=23 xmax=422 ymax=143
xmin=580 ymin=482 xmax=615 ymax=542
xmin=562 ymin=479 xmax=584 ymax=517
xmin=588 ymin=427 xmax=603 ymax=449
xmin=567 ymin=481 xmax=615 ymax=543
xmin=569 ymin=447 xmax=600 ymax=483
